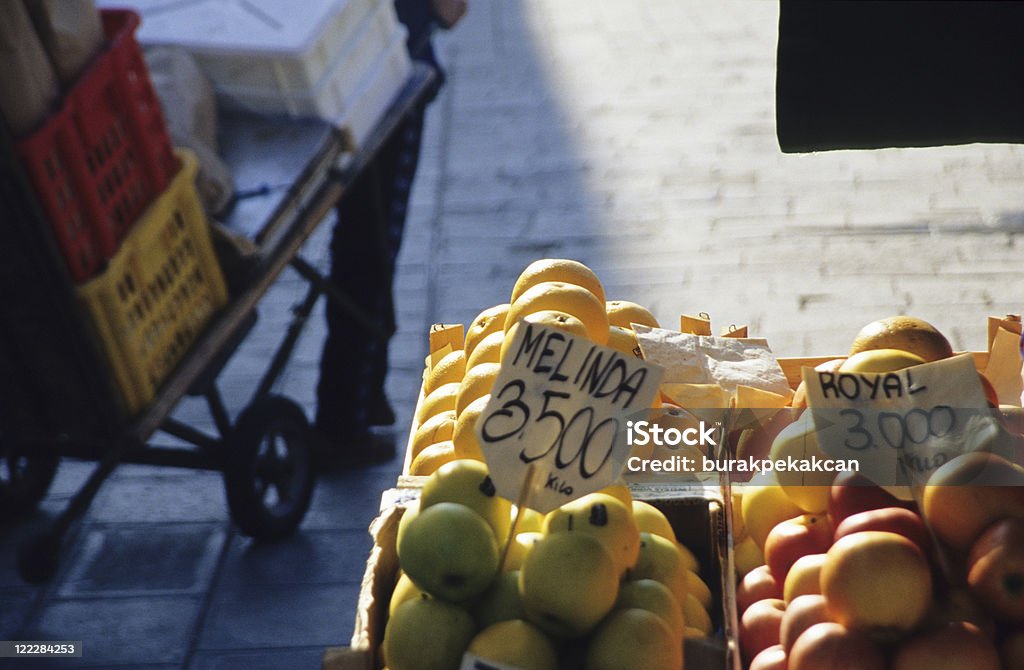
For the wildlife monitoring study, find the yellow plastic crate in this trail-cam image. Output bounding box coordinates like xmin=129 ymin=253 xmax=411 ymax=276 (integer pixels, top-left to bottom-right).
xmin=77 ymin=149 xmax=228 ymax=415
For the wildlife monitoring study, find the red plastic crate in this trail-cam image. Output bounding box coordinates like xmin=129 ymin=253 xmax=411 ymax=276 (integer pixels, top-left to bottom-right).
xmin=15 ymin=9 xmax=178 ymax=283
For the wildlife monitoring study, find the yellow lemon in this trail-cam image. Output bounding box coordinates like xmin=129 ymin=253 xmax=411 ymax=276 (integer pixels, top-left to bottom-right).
xmin=452 ymin=395 xmax=490 ymax=461
xmin=423 ymin=349 xmax=466 ymax=395
xmin=510 ymin=258 xmax=606 ymax=304
xmin=607 ymin=325 xmax=641 ymax=357
xmin=465 ymin=304 xmax=510 ymax=358
xmin=409 ymin=440 xmax=457 ymax=476
xmin=456 ymin=362 xmax=500 ymax=416
xmin=416 ymin=382 xmax=460 ymax=423
xmin=605 ymin=300 xmax=660 ymax=329
xmin=506 ymin=281 xmax=609 ymax=345
xmin=409 ymin=410 xmax=456 ymax=461
xmin=501 ymin=309 xmax=589 ymax=361
xmin=466 ymin=330 xmax=504 ymax=369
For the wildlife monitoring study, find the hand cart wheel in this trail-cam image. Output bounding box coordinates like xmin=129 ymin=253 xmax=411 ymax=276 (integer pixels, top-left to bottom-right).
xmin=223 ymin=395 xmax=315 ymax=541
xmin=0 ymin=436 xmax=59 ymax=522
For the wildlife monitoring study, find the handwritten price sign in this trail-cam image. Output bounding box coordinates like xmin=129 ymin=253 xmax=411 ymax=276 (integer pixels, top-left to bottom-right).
xmin=803 ymin=353 xmax=1006 ymax=498
xmin=476 ymin=323 xmax=663 ymax=513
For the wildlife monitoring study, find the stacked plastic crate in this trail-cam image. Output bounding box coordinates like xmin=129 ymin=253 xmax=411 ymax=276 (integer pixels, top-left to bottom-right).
xmin=99 ymin=0 xmax=412 ymax=147
xmin=15 ymin=9 xmax=227 ymax=415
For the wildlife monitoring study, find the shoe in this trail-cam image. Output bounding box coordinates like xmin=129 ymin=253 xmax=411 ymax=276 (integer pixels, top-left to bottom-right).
xmin=309 ymin=426 xmax=396 ymax=471
xmin=368 ymin=395 xmax=396 ymax=426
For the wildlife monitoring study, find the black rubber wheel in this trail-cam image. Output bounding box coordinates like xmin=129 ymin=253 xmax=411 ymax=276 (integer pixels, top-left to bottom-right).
xmin=223 ymin=395 xmax=315 ymax=541
xmin=0 ymin=437 xmax=59 ymax=522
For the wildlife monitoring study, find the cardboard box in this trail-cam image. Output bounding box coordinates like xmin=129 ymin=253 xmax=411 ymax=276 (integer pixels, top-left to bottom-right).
xmin=323 ymin=486 xmax=740 ymax=670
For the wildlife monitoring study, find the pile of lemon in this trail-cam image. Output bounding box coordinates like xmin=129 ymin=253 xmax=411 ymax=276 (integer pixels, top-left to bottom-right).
xmin=410 ymin=259 xmax=660 ymax=476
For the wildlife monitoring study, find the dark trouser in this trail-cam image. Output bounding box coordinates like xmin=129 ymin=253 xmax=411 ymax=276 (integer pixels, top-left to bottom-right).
xmin=315 ymin=105 xmax=427 ymax=438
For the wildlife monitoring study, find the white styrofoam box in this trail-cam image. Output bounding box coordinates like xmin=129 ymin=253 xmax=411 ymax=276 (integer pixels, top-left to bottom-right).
xmin=97 ymin=0 xmax=387 ymax=93
xmin=335 ymin=29 xmax=411 ymax=147
xmin=214 ymin=1 xmax=402 ymax=118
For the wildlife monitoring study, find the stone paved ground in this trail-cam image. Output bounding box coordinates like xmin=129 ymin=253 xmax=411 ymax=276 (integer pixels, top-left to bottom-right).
xmin=1 ymin=1 xmax=1021 ymax=668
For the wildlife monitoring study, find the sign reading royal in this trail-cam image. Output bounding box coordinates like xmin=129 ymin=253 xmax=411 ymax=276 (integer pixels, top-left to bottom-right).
xmin=475 ymin=322 xmax=663 ymax=513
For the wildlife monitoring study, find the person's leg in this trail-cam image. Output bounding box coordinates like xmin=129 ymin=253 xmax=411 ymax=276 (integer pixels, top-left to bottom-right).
xmin=314 ymin=103 xmax=429 ymax=453
xmin=315 ymin=164 xmax=387 ymax=441
xmin=365 ymin=104 xmax=429 ymax=425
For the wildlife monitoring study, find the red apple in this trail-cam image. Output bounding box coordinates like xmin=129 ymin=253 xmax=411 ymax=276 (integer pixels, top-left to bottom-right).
xmin=783 ymin=553 xmax=826 ymax=603
xmin=789 ymin=622 xmax=886 ymax=670
xmin=764 ymin=513 xmax=833 ymax=583
xmin=820 ymin=531 xmax=933 ymax=636
xmin=749 ymin=644 xmax=788 ymax=670
xmin=892 ymin=621 xmax=1001 ymax=670
xmin=740 ymin=598 xmax=786 ymax=663
xmin=780 ymin=594 xmax=830 ymax=653
xmin=833 ymin=507 xmax=931 ymax=558
xmin=922 ymin=451 xmax=1024 ymax=553
xmin=829 ymin=470 xmax=909 ymax=524
xmin=967 ymin=517 xmax=1024 ymax=623
xmin=738 ymin=565 xmax=783 ymax=615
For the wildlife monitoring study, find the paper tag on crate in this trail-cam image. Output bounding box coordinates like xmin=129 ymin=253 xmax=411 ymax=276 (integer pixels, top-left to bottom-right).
xmin=803 ymin=354 xmax=1014 ymax=499
xmin=984 ymin=316 xmax=1023 ymax=406
xmin=475 ymin=322 xmax=663 ymax=513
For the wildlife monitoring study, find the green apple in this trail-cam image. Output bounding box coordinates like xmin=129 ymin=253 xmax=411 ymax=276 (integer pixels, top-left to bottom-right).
xmin=467 ymin=619 xmax=559 ymax=670
xmin=389 ymin=572 xmax=426 ymax=617
xmin=627 ymin=532 xmax=689 ymax=608
xmin=631 ymin=500 xmax=676 ymax=541
xmin=512 ymin=504 xmax=545 ymax=533
xmin=503 ymin=531 xmax=543 ymax=573
xmin=615 ymin=579 xmax=685 ymax=638
xmin=398 ymin=502 xmax=499 ymax=602
xmin=396 ymin=500 xmax=419 ymax=549
xmin=473 ymin=570 xmax=526 ymax=629
xmin=421 ymin=459 xmax=512 ymax=541
xmin=544 ymin=492 xmax=640 ymax=575
xmin=585 ymin=608 xmax=683 ymax=670
xmin=383 ymin=596 xmax=476 ymax=670
xmin=519 ymin=532 xmax=620 ymax=637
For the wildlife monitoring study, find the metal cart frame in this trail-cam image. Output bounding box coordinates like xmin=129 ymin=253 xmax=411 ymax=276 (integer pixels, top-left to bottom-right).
xmin=1 ymin=65 xmax=436 ymax=583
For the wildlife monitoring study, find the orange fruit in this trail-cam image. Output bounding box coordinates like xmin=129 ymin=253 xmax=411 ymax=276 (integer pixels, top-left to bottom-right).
xmin=606 ymin=300 xmax=660 ymax=329
xmin=501 ymin=309 xmax=589 ymax=361
xmin=410 ymin=440 xmax=458 ymax=476
xmin=416 ymin=382 xmax=460 ymax=423
xmin=465 ymin=304 xmax=511 ymax=358
xmin=456 ymin=362 xmax=501 ymax=416
xmin=466 ymin=330 xmax=504 ymax=369
xmin=410 ymin=410 xmax=456 ymax=461
xmin=510 ymin=258 xmax=606 ymax=304
xmin=452 ymin=395 xmax=490 ymax=461
xmin=839 ymin=348 xmax=925 ymax=373
xmin=849 ymin=316 xmax=954 ymax=362
xmin=424 ymin=349 xmax=466 ymax=395
xmin=506 ymin=281 xmax=609 ymax=345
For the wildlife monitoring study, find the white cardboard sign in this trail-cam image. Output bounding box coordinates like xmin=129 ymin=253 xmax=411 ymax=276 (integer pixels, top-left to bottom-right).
xmin=475 ymin=323 xmax=663 ymax=513
xmin=803 ymin=353 xmax=1009 ymax=497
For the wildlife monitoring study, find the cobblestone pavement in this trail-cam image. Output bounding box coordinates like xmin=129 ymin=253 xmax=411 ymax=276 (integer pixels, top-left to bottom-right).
xmin=2 ymin=1 xmax=1021 ymax=668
